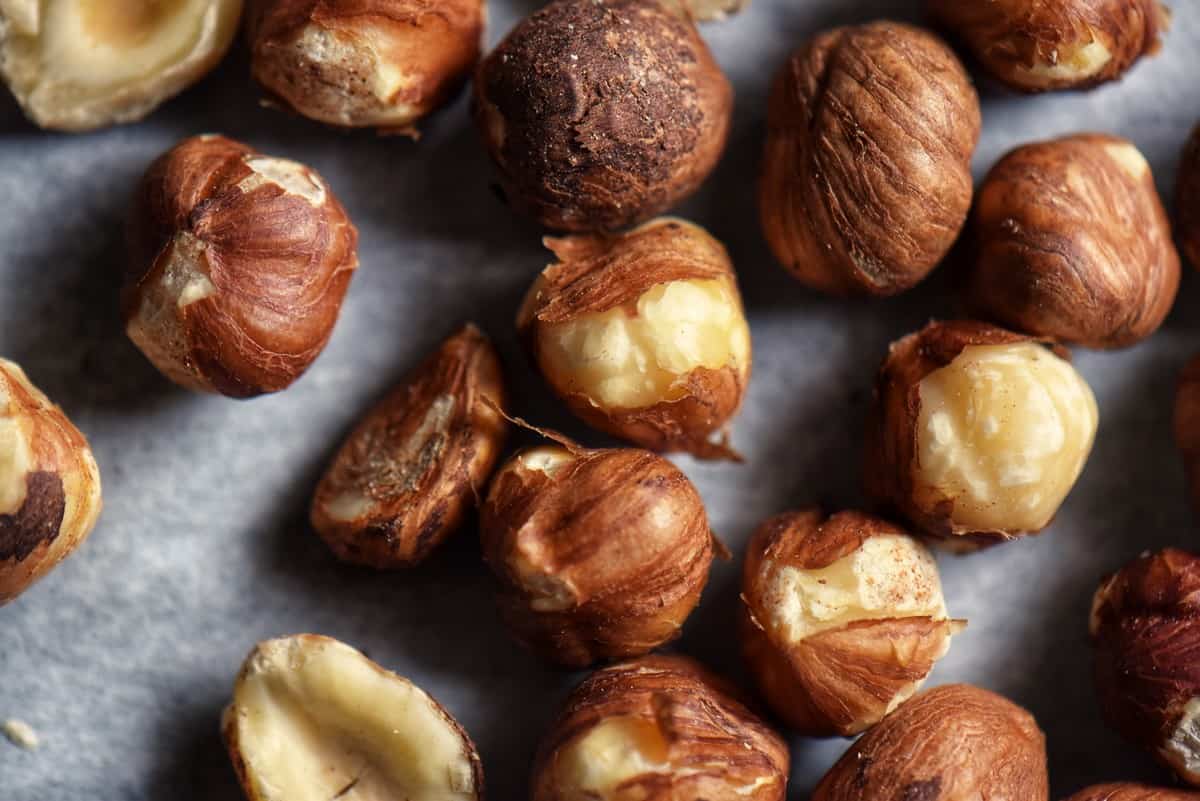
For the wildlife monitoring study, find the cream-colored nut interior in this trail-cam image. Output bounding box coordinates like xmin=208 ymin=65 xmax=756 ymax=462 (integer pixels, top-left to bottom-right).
xmin=239 ymin=156 xmax=327 ymax=206
xmin=517 ymin=446 xmax=576 ymax=478
xmin=915 ymin=343 xmax=1098 ymax=533
xmin=1162 ymin=696 xmax=1200 ymax=785
xmin=0 ymin=360 xmax=35 ymax=516
xmin=1016 ymin=37 xmax=1113 ymax=84
xmin=1102 ymin=141 xmax=1151 ymax=180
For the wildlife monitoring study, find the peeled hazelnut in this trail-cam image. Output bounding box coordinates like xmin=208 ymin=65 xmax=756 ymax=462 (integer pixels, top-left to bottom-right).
xmin=739 ymin=509 xmax=960 ymax=737
xmin=517 ymin=218 xmax=751 ymax=460
xmin=531 ymin=655 xmax=789 ymax=801
xmin=0 ymin=0 xmax=243 ymax=131
xmin=966 ymin=133 xmax=1180 ymax=349
xmin=759 ymin=21 xmax=981 ymax=296
xmin=1065 ymin=785 xmax=1200 ymax=801
xmin=1176 ymin=124 xmax=1200 ymax=271
xmin=865 ymin=320 xmax=1098 ymax=549
xmin=0 ymin=359 xmax=102 ymax=605
xmin=472 ymin=0 xmax=732 ymax=232
xmin=247 ymin=0 xmax=483 ymax=132
xmin=223 ymin=634 xmax=482 ymax=801
xmin=480 ymin=442 xmax=714 ymax=667
xmin=123 ymin=134 xmax=359 ymax=399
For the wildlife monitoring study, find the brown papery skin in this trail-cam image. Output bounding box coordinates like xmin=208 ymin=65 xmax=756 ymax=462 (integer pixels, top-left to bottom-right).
xmin=1065 ymin=784 xmax=1200 ymax=801
xmin=967 ymin=133 xmax=1179 ymax=348
xmin=1174 ymin=355 xmax=1200 ymax=515
xmin=472 ymin=0 xmax=732 ymax=232
xmin=531 ymin=655 xmax=789 ymax=801
xmin=1177 ymin=125 xmax=1200 ymax=271
xmin=812 ymin=684 xmax=1049 ymax=801
xmin=310 ymin=324 xmax=508 ymax=568
xmin=759 ymin=21 xmax=981 ymax=296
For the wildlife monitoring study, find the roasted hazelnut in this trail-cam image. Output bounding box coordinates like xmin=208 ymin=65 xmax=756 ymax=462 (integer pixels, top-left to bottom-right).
xmin=1176 ymin=124 xmax=1200 ymax=271
xmin=531 ymin=655 xmax=789 ymax=801
xmin=123 ymin=134 xmax=359 ymax=398
xmin=965 ymin=133 xmax=1180 ymax=349
xmin=0 ymin=359 xmax=102 ymax=605
xmin=517 ymin=218 xmax=751 ymax=460
xmin=812 ymin=684 xmax=1048 ymax=801
xmin=759 ymin=21 xmax=981 ymax=296
xmin=481 ymin=442 xmax=714 ymax=667
xmin=739 ymin=509 xmax=961 ymax=737
xmin=1065 ymin=785 xmax=1200 ymax=801
xmin=0 ymin=0 xmax=242 ymax=131
xmin=247 ymin=0 xmax=482 ymax=132
xmin=865 ymin=320 xmax=1098 ymax=549
xmin=472 ymin=0 xmax=732 ymax=232
xmin=223 ymin=634 xmax=482 ymax=801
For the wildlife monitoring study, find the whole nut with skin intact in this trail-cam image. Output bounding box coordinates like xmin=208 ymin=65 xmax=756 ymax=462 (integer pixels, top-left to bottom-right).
xmin=310 ymin=324 xmax=507 ymax=568
xmin=1176 ymin=124 xmax=1200 ymax=271
xmin=1065 ymin=785 xmax=1200 ymax=801
xmin=517 ymin=217 xmax=751 ymax=460
xmin=759 ymin=21 xmax=981 ymax=296
xmin=123 ymin=134 xmax=358 ymax=398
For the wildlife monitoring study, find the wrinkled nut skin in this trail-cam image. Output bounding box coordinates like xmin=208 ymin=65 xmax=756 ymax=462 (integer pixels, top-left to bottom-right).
xmin=310 ymin=324 xmax=507 ymax=568
xmin=531 ymin=655 xmax=789 ymax=801
xmin=759 ymin=21 xmax=981 ymax=296
xmin=472 ymin=0 xmax=732 ymax=232
xmin=812 ymin=684 xmax=1049 ymax=801
xmin=123 ymin=134 xmax=359 ymax=398
xmin=0 ymin=360 xmax=102 ymax=605
xmin=1065 ymin=785 xmax=1200 ymax=801
xmin=966 ymin=133 xmax=1179 ymax=349
xmin=1177 ymin=125 xmax=1200 ymax=271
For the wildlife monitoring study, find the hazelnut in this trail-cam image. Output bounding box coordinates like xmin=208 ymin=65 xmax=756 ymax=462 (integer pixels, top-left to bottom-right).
xmin=759 ymin=21 xmax=981 ymax=296
xmin=965 ymin=133 xmax=1180 ymax=349
xmin=123 ymin=134 xmax=359 ymax=398
xmin=1176 ymin=124 xmax=1200 ymax=271
xmin=1175 ymin=355 xmax=1200 ymax=511
xmin=531 ymin=654 xmax=789 ymax=801
xmin=1065 ymin=785 xmax=1200 ymax=801
xmin=472 ymin=0 xmax=732 ymax=232
xmin=223 ymin=634 xmax=482 ymax=801
xmin=0 ymin=359 xmax=102 ymax=605
xmin=517 ymin=217 xmax=751 ymax=460
xmin=0 ymin=0 xmax=243 ymax=131
xmin=247 ymin=0 xmax=483 ymax=132
xmin=812 ymin=684 xmax=1048 ymax=801
xmin=929 ymin=0 xmax=1170 ymax=93
xmin=864 ymin=320 xmax=1098 ymax=549
xmin=739 ymin=509 xmax=961 ymax=737
xmin=675 ymin=0 xmax=745 ymax=22
xmin=310 ymin=324 xmax=508 ymax=568
xmin=480 ymin=442 xmax=714 ymax=667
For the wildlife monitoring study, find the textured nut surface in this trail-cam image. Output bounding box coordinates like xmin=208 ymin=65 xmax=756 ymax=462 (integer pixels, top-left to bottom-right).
xmin=123 ymin=134 xmax=359 ymax=398
xmin=759 ymin=20 xmax=981 ymax=296
xmin=1177 ymin=124 xmax=1200 ymax=271
xmin=223 ymin=634 xmax=482 ymax=801
xmin=967 ymin=133 xmax=1179 ymax=348
xmin=531 ymin=655 xmax=788 ymax=801
xmin=1065 ymin=784 xmax=1200 ymax=801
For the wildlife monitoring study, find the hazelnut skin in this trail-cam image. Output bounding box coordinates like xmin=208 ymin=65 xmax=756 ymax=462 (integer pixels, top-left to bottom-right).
xmin=1065 ymin=785 xmax=1200 ymax=801
xmin=472 ymin=0 xmax=732 ymax=232
xmin=1176 ymin=124 xmax=1200 ymax=271
xmin=310 ymin=324 xmax=508 ymax=568
xmin=759 ymin=21 xmax=981 ymax=296
xmin=531 ymin=655 xmax=789 ymax=801
xmin=965 ymin=133 xmax=1180 ymax=349
xmin=123 ymin=134 xmax=359 ymax=398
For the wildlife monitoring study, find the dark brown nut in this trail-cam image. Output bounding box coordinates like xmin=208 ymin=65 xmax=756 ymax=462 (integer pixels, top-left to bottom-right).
xmin=472 ymin=0 xmax=732 ymax=232
xmin=929 ymin=0 xmax=1170 ymax=93
xmin=0 ymin=359 xmax=102 ymax=605
xmin=1176 ymin=355 xmax=1200 ymax=512
xmin=740 ymin=509 xmax=961 ymax=737
xmin=966 ymin=133 xmax=1180 ymax=349
xmin=812 ymin=684 xmax=1049 ymax=801
xmin=310 ymin=324 xmax=507 ymax=568
xmin=759 ymin=21 xmax=981 ymax=296
xmin=517 ymin=218 xmax=751 ymax=460
xmin=247 ymin=0 xmax=482 ymax=131
xmin=481 ymin=443 xmax=714 ymax=667
xmin=531 ymin=655 xmax=789 ymax=801
xmin=1177 ymin=124 xmax=1200 ymax=271
xmin=123 ymin=134 xmax=359 ymax=398
xmin=1065 ymin=785 xmax=1200 ymax=801
xmin=864 ymin=320 xmax=1098 ymax=549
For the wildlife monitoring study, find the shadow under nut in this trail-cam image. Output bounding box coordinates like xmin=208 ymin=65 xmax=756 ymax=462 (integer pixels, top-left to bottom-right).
xmin=1177 ymin=124 xmax=1200 ymax=271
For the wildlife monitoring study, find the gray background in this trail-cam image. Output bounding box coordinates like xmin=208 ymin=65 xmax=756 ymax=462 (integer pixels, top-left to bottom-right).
xmin=2 ymin=1 xmax=1199 ymax=798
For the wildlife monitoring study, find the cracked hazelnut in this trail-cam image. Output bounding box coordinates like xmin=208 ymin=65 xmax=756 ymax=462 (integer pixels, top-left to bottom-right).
xmin=0 ymin=359 xmax=102 ymax=605
xmin=531 ymin=655 xmax=789 ymax=801
xmin=1066 ymin=785 xmax=1200 ymax=801
xmin=740 ymin=509 xmax=961 ymax=737
xmin=517 ymin=218 xmax=751 ymax=460
xmin=472 ymin=0 xmax=732 ymax=232
xmin=865 ymin=320 xmax=1098 ymax=549
xmin=812 ymin=684 xmax=1049 ymax=801
xmin=1176 ymin=124 xmax=1200 ymax=271
xmin=0 ymin=0 xmax=243 ymax=131
xmin=223 ymin=634 xmax=482 ymax=801
xmin=759 ymin=21 xmax=981 ymax=296
xmin=966 ymin=133 xmax=1179 ymax=349
xmin=123 ymin=134 xmax=359 ymax=398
